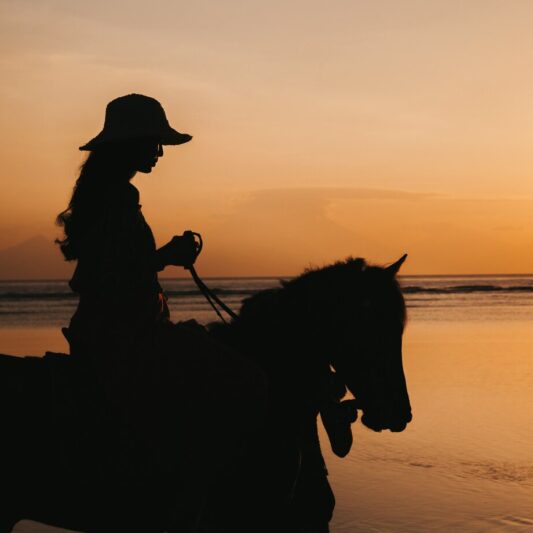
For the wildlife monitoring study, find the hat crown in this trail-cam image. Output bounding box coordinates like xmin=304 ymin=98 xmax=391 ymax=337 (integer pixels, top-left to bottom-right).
xmin=102 ymin=94 xmax=170 ymax=138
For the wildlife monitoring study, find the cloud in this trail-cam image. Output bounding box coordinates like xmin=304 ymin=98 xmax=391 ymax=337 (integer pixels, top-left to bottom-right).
xmin=188 ymin=187 xmax=431 ymax=276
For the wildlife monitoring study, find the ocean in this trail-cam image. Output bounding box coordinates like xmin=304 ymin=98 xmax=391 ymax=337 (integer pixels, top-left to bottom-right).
xmin=1 ymin=275 xmax=533 ymax=532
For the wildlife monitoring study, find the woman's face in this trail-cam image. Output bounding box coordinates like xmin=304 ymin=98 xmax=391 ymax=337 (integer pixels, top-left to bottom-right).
xmin=130 ymin=138 xmax=164 ymax=173
xmin=112 ymin=138 xmax=164 ymax=174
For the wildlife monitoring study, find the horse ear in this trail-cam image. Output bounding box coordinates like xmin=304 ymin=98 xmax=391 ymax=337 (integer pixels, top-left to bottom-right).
xmin=386 ymin=254 xmax=407 ymax=276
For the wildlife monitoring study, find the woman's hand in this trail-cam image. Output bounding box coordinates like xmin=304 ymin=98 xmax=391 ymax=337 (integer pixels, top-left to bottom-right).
xmin=157 ymin=232 xmax=200 ymax=269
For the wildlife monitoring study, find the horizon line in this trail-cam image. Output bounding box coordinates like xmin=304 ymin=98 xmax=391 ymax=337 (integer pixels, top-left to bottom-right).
xmin=2 ymin=272 xmax=533 ymax=283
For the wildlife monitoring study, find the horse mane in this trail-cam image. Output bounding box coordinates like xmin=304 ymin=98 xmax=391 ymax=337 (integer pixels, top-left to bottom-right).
xmin=280 ymin=257 xmax=367 ymax=290
xmin=236 ymin=257 xmax=406 ymax=329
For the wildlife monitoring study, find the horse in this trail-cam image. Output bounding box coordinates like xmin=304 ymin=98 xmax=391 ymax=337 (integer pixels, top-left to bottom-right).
xmin=0 ymin=256 xmax=412 ymax=532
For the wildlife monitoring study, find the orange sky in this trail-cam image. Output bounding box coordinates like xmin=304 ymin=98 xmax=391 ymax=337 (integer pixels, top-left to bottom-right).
xmin=2 ymin=0 xmax=533 ymax=276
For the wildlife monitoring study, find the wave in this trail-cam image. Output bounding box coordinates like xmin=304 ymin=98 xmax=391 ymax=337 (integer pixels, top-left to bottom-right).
xmin=0 ymin=287 xmax=260 ymax=301
xmin=403 ymin=285 xmax=533 ymax=294
xmin=0 ymin=292 xmax=76 ymax=301
xmin=166 ymin=288 xmax=258 ymax=298
xmin=2 ymin=284 xmax=533 ymax=301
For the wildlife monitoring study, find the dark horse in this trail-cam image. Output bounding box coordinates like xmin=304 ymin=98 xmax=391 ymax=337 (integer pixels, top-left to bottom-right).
xmin=0 ymin=256 xmax=411 ymax=532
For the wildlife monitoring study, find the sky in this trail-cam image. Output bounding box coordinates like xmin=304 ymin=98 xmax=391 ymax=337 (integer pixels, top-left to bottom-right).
xmin=1 ymin=0 xmax=533 ymax=276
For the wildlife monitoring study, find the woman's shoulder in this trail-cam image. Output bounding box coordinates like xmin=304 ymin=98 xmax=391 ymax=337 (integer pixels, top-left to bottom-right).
xmin=95 ymin=183 xmax=142 ymax=221
xmin=79 ymin=183 xmax=144 ymax=244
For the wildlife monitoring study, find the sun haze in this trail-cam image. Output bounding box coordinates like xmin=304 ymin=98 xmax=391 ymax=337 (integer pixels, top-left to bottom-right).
xmin=1 ymin=0 xmax=533 ymax=277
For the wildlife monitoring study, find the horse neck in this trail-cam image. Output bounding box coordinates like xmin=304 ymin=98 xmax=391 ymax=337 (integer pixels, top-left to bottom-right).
xmin=211 ymin=318 xmax=331 ymax=470
xmin=213 ymin=317 xmax=330 ymax=412
xmin=213 ymin=315 xmax=320 ymax=363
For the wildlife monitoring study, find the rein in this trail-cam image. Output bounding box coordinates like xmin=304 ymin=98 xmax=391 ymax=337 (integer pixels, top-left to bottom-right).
xmin=188 ymin=265 xmax=239 ymax=323
xmin=184 ymin=231 xmax=239 ymax=323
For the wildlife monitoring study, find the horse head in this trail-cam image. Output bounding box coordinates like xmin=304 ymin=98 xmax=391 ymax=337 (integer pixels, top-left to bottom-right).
xmin=328 ymin=255 xmax=412 ymax=433
xmin=272 ymin=255 xmax=412 ymax=435
xmin=233 ymin=255 xmax=412 ymax=435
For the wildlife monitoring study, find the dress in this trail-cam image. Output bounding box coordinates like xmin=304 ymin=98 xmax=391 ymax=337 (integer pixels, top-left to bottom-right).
xmin=65 ymin=181 xmax=169 ymax=376
xmin=64 ymin=182 xmax=173 ymax=477
xmin=63 ymin=183 xmax=267 ymax=501
xmin=66 ymin=182 xmax=169 ymax=365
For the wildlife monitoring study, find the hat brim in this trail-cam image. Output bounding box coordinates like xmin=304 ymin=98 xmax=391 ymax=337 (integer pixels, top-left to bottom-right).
xmin=79 ymin=127 xmax=192 ymax=151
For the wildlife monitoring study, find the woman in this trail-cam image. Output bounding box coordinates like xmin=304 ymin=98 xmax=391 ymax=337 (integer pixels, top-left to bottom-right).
xmin=55 ymin=95 xmax=207 ymax=483
xmin=57 ymin=94 xmax=199 ymax=394
xmin=56 ymin=96 xmax=266 ymax=527
xmin=57 ymin=94 xmax=197 ymax=358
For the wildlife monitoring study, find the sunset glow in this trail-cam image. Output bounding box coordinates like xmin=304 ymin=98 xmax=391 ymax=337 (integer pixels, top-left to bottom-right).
xmin=2 ymin=0 xmax=533 ymax=276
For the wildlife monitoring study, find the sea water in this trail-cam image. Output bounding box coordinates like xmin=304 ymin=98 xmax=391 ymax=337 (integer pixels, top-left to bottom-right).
xmin=1 ymin=276 xmax=532 ymax=532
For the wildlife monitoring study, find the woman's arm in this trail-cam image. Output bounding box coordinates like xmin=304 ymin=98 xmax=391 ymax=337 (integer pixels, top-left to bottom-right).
xmin=153 ymin=233 xmax=199 ymax=272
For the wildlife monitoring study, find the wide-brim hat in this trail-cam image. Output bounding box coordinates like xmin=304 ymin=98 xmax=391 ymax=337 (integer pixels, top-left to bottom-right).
xmin=79 ymin=93 xmax=192 ymax=151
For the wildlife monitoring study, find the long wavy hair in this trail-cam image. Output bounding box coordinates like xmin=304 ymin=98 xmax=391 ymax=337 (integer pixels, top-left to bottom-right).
xmin=56 ymin=146 xmax=136 ymax=261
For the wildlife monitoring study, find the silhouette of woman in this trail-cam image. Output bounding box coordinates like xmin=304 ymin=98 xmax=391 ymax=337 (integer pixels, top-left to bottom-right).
xmin=57 ymin=94 xmax=196 ymax=387
xmin=56 ymin=94 xmax=201 ymax=468
xmin=55 ymin=96 xmax=267 ymax=527
xmin=57 ymin=94 xmax=196 ymax=364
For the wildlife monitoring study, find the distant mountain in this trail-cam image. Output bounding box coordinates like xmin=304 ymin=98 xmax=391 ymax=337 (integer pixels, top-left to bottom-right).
xmin=0 ymin=235 xmax=73 ymax=280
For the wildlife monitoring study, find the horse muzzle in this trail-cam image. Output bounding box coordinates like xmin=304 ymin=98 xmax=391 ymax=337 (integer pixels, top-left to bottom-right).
xmin=360 ymin=406 xmax=412 ymax=433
